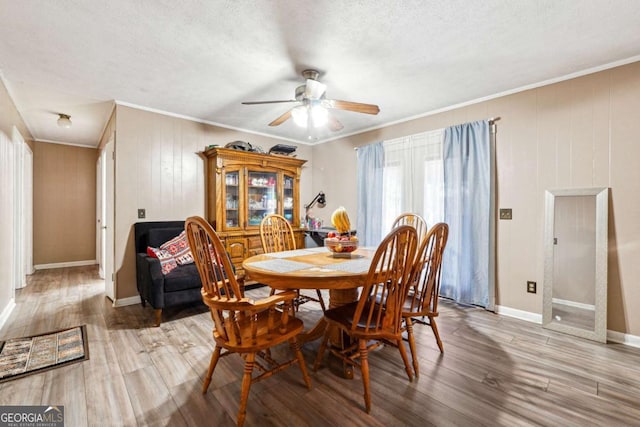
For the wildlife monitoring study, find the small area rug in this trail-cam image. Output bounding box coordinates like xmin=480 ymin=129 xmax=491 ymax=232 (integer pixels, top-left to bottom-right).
xmin=0 ymin=325 xmax=89 ymax=383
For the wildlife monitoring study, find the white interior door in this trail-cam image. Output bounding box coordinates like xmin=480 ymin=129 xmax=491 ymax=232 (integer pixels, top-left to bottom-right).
xmin=12 ymin=128 xmax=25 ymax=290
xmin=104 ymin=139 xmax=115 ymax=301
xmin=97 ymin=154 xmax=104 ymax=279
xmin=23 ymin=144 xmax=33 ymax=278
xmin=1 ymin=131 xmax=16 ymax=299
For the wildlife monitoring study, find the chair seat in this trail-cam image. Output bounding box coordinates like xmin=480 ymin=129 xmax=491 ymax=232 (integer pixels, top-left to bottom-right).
xmin=216 ymin=310 xmax=305 ymax=352
xmin=401 ymin=292 xmax=440 ymax=317
xmin=324 ymin=302 xmax=390 ymax=339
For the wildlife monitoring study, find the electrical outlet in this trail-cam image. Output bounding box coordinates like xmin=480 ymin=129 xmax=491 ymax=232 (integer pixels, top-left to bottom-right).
xmin=138 ymin=208 xmax=146 ymax=219
xmin=499 ymin=208 xmax=512 ymax=220
xmin=527 ymin=281 xmax=537 ymax=293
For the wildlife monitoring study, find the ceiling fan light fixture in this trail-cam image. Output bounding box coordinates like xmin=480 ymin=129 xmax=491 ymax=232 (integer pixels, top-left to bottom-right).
xmin=310 ymin=105 xmax=328 ymax=128
xmin=242 ymin=68 xmax=380 ymax=133
xmin=292 ymin=105 xmax=308 ymax=127
xmin=57 ymin=113 xmax=72 ymax=128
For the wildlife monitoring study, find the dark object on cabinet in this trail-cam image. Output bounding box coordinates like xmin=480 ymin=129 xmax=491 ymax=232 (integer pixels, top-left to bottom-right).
xmin=268 ymin=144 xmax=297 ymax=155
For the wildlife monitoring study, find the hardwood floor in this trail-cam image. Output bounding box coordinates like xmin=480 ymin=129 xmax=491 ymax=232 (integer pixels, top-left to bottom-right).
xmin=1 ymin=266 xmax=640 ymax=426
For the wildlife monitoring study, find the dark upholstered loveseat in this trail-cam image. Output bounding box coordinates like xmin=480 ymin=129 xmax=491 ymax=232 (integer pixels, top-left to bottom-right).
xmin=134 ymin=221 xmax=204 ymax=326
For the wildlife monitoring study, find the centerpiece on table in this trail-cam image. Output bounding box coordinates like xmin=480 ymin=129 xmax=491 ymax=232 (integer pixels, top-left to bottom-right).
xmin=324 ymin=207 xmax=359 ymax=258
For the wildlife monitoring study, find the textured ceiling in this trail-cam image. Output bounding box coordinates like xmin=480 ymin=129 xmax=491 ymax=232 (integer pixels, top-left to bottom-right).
xmin=1 ymin=0 xmax=640 ymax=147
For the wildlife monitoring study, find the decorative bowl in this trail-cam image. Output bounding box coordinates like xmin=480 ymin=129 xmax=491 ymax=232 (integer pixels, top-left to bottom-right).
xmin=324 ymin=236 xmax=359 ymax=258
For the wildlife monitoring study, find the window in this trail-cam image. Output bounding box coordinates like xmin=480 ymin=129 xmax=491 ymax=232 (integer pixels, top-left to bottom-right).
xmin=380 ymin=128 xmax=444 ymax=236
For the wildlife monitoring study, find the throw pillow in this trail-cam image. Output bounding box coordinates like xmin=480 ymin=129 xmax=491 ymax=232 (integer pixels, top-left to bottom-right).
xmin=147 ymin=246 xmax=158 ymax=258
xmin=160 ymin=231 xmax=194 ymax=265
xmin=147 ymin=246 xmax=178 ymax=275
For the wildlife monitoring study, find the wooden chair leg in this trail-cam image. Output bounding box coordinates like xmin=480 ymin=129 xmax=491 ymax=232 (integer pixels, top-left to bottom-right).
xmin=237 ymin=352 xmax=255 ymax=427
xmin=313 ymin=326 xmax=332 ymax=371
xmin=430 ymin=316 xmax=444 ymax=353
xmin=358 ymin=339 xmax=371 ymax=414
xmin=154 ymin=308 xmax=162 ymax=327
xmin=315 ymin=289 xmax=326 ymax=312
xmin=202 ymin=346 xmax=221 ymax=394
xmin=405 ymin=317 xmax=419 ymax=377
xmin=396 ymin=337 xmax=413 ymax=382
xmin=290 ymin=337 xmax=311 ymax=389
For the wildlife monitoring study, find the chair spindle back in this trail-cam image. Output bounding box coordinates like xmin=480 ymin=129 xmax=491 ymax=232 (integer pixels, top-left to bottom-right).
xmin=354 ymin=225 xmax=418 ymax=337
xmin=391 ymin=213 xmax=428 ymax=246
xmin=260 ymin=214 xmax=296 ymax=253
xmin=406 ymin=222 xmax=449 ymax=316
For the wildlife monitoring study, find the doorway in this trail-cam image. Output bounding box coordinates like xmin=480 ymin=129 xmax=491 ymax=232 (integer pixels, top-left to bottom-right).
xmin=12 ymin=127 xmax=32 ymax=290
xmin=98 ymin=138 xmax=115 ymax=301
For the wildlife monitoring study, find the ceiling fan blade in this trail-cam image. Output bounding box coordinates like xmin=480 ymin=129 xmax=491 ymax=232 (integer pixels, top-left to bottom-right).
xmin=328 ymin=113 xmax=344 ymax=131
xmin=268 ymin=109 xmax=292 ymax=127
xmin=242 ymin=99 xmax=298 ymax=105
xmin=304 ymin=79 xmax=326 ymax=99
xmin=327 ymin=100 xmax=380 ymax=115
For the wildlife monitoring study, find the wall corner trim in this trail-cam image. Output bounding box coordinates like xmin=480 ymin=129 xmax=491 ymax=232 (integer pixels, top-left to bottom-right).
xmin=0 ymin=299 xmax=17 ymax=331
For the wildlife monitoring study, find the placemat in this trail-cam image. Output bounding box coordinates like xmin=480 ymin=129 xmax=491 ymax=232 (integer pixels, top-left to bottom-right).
xmin=246 ymin=259 xmax=314 ymax=273
xmin=266 ymin=249 xmax=316 ymax=258
xmin=324 ymin=259 xmax=372 ymax=274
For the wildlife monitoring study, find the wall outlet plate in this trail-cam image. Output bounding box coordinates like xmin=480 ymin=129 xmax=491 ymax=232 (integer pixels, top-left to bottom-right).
xmin=499 ymin=208 xmax=513 ymax=220
xmin=138 ymin=208 xmax=146 ymax=219
xmin=527 ymin=281 xmax=537 ymax=293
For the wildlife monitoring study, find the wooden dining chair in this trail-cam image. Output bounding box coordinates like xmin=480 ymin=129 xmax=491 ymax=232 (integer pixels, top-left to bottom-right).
xmin=260 ymin=214 xmax=326 ymax=312
xmin=185 ymin=216 xmax=311 ymax=427
xmin=313 ymin=225 xmax=418 ymax=413
xmin=402 ymin=222 xmax=449 ymax=376
xmin=391 ymin=212 xmax=428 ymax=246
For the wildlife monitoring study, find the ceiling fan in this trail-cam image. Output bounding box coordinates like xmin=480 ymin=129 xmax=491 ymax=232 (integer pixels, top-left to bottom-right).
xmin=242 ymin=69 xmax=380 ymax=131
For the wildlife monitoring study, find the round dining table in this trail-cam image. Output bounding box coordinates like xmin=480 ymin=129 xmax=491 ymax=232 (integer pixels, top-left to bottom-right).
xmin=242 ymin=246 xmax=375 ymax=344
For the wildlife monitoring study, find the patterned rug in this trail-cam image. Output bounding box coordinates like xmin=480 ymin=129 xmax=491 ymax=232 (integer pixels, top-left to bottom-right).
xmin=0 ymin=325 xmax=89 ymax=383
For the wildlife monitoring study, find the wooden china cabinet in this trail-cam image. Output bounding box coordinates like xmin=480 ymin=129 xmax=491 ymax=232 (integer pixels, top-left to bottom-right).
xmin=204 ymin=147 xmax=306 ymax=276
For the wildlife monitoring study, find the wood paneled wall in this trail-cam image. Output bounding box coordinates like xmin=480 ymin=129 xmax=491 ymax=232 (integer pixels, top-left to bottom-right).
xmin=113 ymin=106 xmax=312 ymax=300
xmin=313 ymin=61 xmax=640 ymax=336
xmin=33 ymin=142 xmax=97 ymax=265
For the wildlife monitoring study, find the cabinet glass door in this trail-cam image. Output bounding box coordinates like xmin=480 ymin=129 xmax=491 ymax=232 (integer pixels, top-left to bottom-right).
xmin=247 ymin=171 xmax=277 ymax=226
xmin=224 ymin=171 xmax=240 ymax=228
xmin=283 ymin=174 xmax=295 ymax=224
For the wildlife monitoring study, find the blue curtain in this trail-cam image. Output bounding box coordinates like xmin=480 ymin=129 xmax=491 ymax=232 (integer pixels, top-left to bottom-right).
xmin=441 ymin=120 xmax=493 ymax=308
xmin=356 ymin=142 xmax=385 ymax=246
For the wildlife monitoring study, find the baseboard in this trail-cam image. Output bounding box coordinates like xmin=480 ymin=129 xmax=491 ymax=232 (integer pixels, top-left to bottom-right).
xmin=0 ymin=298 xmax=16 ymax=331
xmin=607 ymin=330 xmax=640 ymax=348
xmin=113 ymin=295 xmax=142 ymax=307
xmin=34 ymin=260 xmax=97 ymax=270
xmin=496 ymin=304 xmax=640 ymax=348
xmin=495 ymin=305 xmax=542 ymax=324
